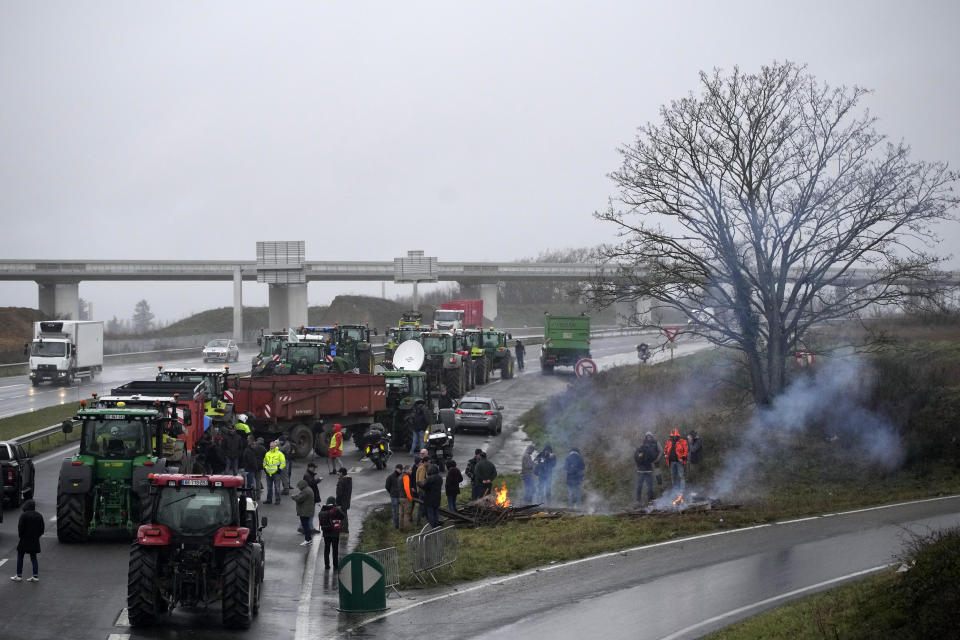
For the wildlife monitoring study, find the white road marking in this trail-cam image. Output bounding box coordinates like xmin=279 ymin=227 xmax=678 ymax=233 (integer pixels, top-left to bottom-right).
xmin=658 ymin=564 xmax=893 ymax=640
xmin=0 ymin=559 xmax=7 ymax=568
xmin=49 ymin=517 xmax=57 ymax=523
xmin=353 ymin=488 xmax=386 ymax=501
xmin=776 ymin=516 xmax=820 ymax=525
xmin=294 ymin=534 xmax=320 ymax=640
xmin=107 ymin=634 xmax=130 ymax=640
xmin=114 ymin=609 xmax=129 ymax=626
xmin=35 ymin=447 xmax=79 ymax=465
xmin=330 ymin=494 xmax=960 ymax=637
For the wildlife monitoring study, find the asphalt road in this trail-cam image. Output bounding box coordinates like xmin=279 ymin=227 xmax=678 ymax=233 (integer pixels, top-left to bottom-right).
xmin=7 ymin=335 xmax=948 ymax=640
xmin=0 ymin=348 xmax=260 ymax=420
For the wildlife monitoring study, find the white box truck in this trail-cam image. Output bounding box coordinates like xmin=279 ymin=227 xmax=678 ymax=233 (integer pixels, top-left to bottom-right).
xmin=28 ymin=321 xmax=103 ymax=386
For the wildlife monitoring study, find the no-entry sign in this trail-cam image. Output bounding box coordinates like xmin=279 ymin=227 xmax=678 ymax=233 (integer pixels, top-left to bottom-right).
xmin=575 ymin=358 xmax=597 ymax=377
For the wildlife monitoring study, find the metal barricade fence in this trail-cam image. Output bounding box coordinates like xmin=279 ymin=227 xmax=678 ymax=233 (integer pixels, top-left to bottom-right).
xmin=366 ymin=546 xmax=401 ymax=597
xmin=406 ymin=524 xmax=458 ymax=583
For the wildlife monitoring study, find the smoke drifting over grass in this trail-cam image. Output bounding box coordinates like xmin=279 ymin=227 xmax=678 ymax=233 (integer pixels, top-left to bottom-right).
xmin=709 ymin=355 xmax=904 ymax=500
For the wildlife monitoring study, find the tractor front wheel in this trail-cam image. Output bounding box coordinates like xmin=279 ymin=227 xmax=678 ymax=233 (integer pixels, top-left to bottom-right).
xmin=222 ymin=546 xmax=256 ymax=629
xmin=289 ymin=423 xmax=313 ymax=458
xmin=56 ymin=492 xmax=90 ymax=543
xmin=128 ymin=546 xmax=164 ymax=626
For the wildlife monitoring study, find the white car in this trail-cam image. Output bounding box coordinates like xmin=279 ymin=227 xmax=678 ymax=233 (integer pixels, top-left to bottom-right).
xmin=202 ymin=339 xmax=239 ymax=363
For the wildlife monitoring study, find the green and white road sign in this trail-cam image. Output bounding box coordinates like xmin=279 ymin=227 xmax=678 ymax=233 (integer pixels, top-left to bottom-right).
xmin=338 ymin=553 xmax=387 ymax=612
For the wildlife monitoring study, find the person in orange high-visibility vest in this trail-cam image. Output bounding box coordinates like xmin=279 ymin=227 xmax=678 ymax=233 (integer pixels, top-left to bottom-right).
xmin=399 ymin=465 xmax=414 ymax=531
xmin=663 ymin=428 xmax=689 ymax=496
xmin=328 ymin=424 xmax=343 ymax=475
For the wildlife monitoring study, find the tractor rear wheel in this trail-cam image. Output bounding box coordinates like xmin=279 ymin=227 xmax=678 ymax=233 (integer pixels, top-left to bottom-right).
xmin=501 ymin=356 xmax=514 ymax=379
xmin=444 ymin=369 xmax=463 ymax=400
xmin=222 ymin=546 xmax=256 ymax=629
xmin=128 ymin=546 xmax=163 ymax=626
xmin=476 ymin=358 xmax=487 ymax=385
xmin=56 ymin=492 xmax=90 ymax=543
xmin=289 ymin=423 xmax=313 ymax=458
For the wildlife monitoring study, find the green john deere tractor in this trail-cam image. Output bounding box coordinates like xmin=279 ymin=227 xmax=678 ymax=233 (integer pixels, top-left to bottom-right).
xmin=420 ymin=331 xmax=472 ymax=399
xmin=335 ymin=324 xmax=377 ymax=374
xmin=478 ymin=328 xmax=515 ymax=379
xmin=383 ymin=325 xmax=427 ymax=364
xmin=56 ymin=406 xmax=179 ymax=542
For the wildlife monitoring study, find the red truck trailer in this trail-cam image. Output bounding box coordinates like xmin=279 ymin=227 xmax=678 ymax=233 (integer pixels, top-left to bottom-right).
xmin=231 ymin=374 xmax=387 ymax=457
xmin=435 ymin=299 xmax=484 ymax=329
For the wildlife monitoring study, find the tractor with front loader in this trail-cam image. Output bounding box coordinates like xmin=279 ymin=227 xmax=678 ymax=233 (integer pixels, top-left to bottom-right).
xmin=127 ymin=473 xmax=266 ymax=629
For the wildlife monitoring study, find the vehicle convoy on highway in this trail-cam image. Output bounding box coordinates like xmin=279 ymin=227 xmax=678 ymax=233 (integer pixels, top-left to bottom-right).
xmin=0 ymin=440 xmax=35 ymax=507
xmin=27 ymin=320 xmax=103 ymax=386
xmin=56 ymin=404 xmax=181 ymax=542
xmin=540 ymin=313 xmax=592 ymax=374
xmin=203 ymin=338 xmax=240 ymax=363
xmin=127 ymin=473 xmax=265 ymax=629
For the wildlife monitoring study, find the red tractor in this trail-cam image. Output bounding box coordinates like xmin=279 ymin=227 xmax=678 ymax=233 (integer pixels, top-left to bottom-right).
xmin=127 ymin=474 xmax=266 ymax=629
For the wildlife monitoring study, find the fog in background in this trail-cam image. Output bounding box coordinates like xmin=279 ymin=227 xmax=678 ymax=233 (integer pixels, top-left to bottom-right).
xmin=2 ymin=1 xmax=958 ymax=323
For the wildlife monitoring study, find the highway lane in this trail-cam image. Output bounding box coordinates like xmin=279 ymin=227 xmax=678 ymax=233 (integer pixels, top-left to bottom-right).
xmin=0 ymin=349 xmax=259 ymax=420
xmin=0 ymin=334 xmax=655 ymax=639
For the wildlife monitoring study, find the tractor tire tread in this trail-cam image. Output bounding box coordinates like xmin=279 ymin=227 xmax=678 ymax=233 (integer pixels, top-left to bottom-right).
xmin=222 ymin=546 xmax=255 ymax=629
xmin=56 ymin=492 xmax=88 ymax=543
xmin=127 ymin=546 xmax=161 ymax=626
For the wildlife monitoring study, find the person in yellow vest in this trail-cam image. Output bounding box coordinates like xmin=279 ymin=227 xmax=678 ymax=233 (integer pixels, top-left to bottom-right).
xmin=235 ymin=414 xmax=251 ymax=438
xmin=328 ymin=424 xmax=343 ymax=475
xmin=263 ymin=441 xmax=286 ymax=505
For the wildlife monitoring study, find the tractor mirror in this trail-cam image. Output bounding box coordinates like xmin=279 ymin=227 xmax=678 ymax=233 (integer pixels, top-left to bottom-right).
xmin=261 ymin=516 xmax=268 ymax=528
xmin=167 ymin=421 xmax=184 ymax=437
xmin=256 ymin=337 xmax=262 ymax=346
xmin=182 ymin=408 xmax=192 ymax=424
xmin=61 ymin=420 xmax=73 ymax=434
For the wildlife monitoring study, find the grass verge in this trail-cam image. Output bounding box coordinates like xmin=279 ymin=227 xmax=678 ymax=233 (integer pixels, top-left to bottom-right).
xmin=0 ymin=401 xmax=82 ymax=455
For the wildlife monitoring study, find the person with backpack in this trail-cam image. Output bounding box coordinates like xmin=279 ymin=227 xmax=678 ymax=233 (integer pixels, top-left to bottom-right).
xmin=634 ymin=431 xmax=662 ymax=505
xmin=318 ymin=497 xmax=345 ymax=570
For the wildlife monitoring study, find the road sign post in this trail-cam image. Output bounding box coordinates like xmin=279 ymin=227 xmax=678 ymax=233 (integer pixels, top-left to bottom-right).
xmin=338 ymin=553 xmax=388 ymax=612
xmin=574 ymin=358 xmax=597 ymax=377
xmin=663 ymin=327 xmax=680 ymax=361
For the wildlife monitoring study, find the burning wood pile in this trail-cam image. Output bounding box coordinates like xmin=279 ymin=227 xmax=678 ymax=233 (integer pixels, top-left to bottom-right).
xmin=439 ymin=484 xmax=560 ymax=527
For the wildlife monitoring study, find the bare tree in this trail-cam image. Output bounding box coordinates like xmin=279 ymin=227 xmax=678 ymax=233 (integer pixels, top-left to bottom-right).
xmin=132 ymin=299 xmax=155 ymax=334
xmin=589 ymin=62 xmax=958 ymax=405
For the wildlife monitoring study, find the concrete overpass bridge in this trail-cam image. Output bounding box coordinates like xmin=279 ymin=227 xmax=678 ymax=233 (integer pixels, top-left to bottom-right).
xmin=3 ymin=245 xmax=954 ymax=342
xmin=0 ymin=247 xmax=622 ymax=341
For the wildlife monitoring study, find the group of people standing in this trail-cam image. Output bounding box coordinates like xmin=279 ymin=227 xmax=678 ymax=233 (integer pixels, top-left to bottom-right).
xmin=634 ymin=429 xmax=703 ymax=504
xmin=520 ymin=444 xmax=586 ymax=507
xmin=290 ymin=462 xmax=351 ymax=571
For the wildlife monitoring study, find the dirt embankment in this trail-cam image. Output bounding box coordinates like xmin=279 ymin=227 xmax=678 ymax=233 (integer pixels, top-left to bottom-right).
xmin=0 ymin=307 xmax=48 ymax=364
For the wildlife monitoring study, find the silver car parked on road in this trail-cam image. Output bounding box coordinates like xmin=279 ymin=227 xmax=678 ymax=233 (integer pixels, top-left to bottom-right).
xmin=454 ymin=396 xmax=504 ymax=435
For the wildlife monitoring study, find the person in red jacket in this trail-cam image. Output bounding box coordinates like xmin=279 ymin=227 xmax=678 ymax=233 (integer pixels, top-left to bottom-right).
xmin=663 ymin=428 xmax=689 ymax=495
xmin=328 ymin=424 xmax=343 ymax=475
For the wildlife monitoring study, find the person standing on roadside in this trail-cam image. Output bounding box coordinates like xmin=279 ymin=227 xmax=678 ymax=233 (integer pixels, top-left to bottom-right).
xmin=521 ymin=445 xmax=537 ymax=503
xmin=422 ymin=464 xmax=443 ymax=528
xmin=10 ymin=500 xmax=44 ymax=583
xmin=686 ymin=430 xmax=703 ymax=483
xmin=465 ymin=448 xmax=483 ymax=500
xmin=336 ymin=467 xmax=353 ymax=536
xmin=399 ymin=465 xmax=415 ymax=531
xmin=409 ymin=404 xmax=429 ymax=455
xmin=384 ymin=464 xmax=403 ymax=529
xmin=564 ymin=447 xmax=586 ymax=508
xmin=663 ymin=428 xmax=689 ymax=495
xmin=634 ymin=432 xmax=661 ymax=506
xmin=222 ymin=427 xmax=242 ymax=475
xmin=263 ymin=440 xmax=286 ymax=505
xmin=318 ymin=497 xmax=345 ymax=570
xmin=293 ymin=479 xmax=315 ymax=547
xmin=279 ymin=435 xmax=296 ymax=495
xmin=414 ymin=449 xmax=430 ymax=525
xmin=475 ymin=450 xmax=497 ymax=497
xmin=514 ymin=339 xmax=526 ymax=371
xmin=444 ymin=459 xmax=463 ymax=513
xmin=534 ymin=444 xmax=557 ymax=504
xmin=240 ymin=437 xmax=260 ymax=496
xmin=249 ymin=437 xmax=267 ymax=497
xmin=328 ymin=424 xmax=344 ymax=475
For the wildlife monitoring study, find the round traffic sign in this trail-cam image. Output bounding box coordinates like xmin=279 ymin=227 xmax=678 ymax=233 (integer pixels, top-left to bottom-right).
xmin=575 ymin=358 xmax=597 ymax=377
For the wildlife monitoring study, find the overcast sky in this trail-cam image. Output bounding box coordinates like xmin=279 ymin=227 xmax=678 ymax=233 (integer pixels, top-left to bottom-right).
xmin=2 ymin=1 xmax=958 ymax=323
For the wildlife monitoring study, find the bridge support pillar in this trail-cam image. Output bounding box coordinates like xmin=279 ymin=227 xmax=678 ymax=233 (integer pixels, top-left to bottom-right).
xmin=268 ymin=283 xmax=307 ymax=331
xmin=479 ymin=283 xmax=498 ymax=324
xmin=233 ymin=268 xmax=243 ymax=344
xmin=615 ymin=298 xmax=653 ymax=326
xmin=37 ymin=281 xmax=80 ymax=320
